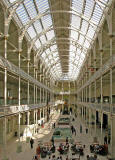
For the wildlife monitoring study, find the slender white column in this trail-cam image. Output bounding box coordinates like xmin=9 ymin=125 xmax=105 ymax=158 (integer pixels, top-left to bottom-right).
xmin=74 ymin=82 xmax=75 ymax=109
xmin=34 ymin=109 xmax=36 ymax=134
xmin=3 ymin=13 xmax=9 ymax=158
xmin=69 ymin=82 xmax=70 ymax=110
xmin=111 ymin=115 xmax=115 ymax=159
xmin=18 ymin=51 xmax=21 ymax=142
xmin=40 ymin=64 xmax=42 ymax=104
xmin=27 ymin=60 xmax=30 ymax=105
xmin=100 ymin=50 xmax=103 ymax=143
xmin=36 ymin=70 xmax=38 ymax=104
xmin=62 ymin=95 xmax=63 ymax=110
xmin=27 ymin=111 xmax=30 ymax=126
xmin=43 ymin=108 xmax=45 ymax=119
xmin=36 ymin=110 xmax=38 ymax=126
xmin=40 ymin=109 xmax=41 ymax=120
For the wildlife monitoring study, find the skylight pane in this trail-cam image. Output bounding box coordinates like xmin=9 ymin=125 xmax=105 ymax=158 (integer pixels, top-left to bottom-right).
xmin=72 ymin=0 xmax=84 ymax=14
xmin=84 ymin=0 xmax=95 ymax=19
xmin=70 ymin=45 xmax=76 ymax=52
xmin=78 ymin=34 xmax=85 ymax=45
xmin=9 ymin=0 xmax=16 ymax=3
xmin=24 ymin=0 xmax=37 ymax=19
xmin=35 ymin=39 xmax=41 ymax=48
xmin=70 ymin=30 xmax=78 ymax=40
xmin=46 ymin=30 xmax=55 ymax=40
xmin=87 ymin=25 xmax=95 ymax=38
xmin=40 ymin=35 xmax=46 ymax=44
xmin=27 ymin=26 xmax=36 ymax=39
xmin=16 ymin=4 xmax=29 ymax=25
xmin=45 ymin=49 xmax=50 ymax=54
xmin=81 ymin=20 xmax=89 ymax=34
xmin=50 ymin=45 xmax=57 ymax=52
xmin=36 ymin=0 xmax=49 ymax=13
xmin=41 ymin=14 xmax=52 ymax=29
xmin=34 ymin=20 xmax=43 ymax=34
xmin=84 ymin=40 xmax=90 ymax=48
xmin=42 ymin=52 xmax=46 ymax=58
xmin=71 ymin=15 xmax=81 ymax=29
xmin=91 ymin=4 xmax=103 ymax=24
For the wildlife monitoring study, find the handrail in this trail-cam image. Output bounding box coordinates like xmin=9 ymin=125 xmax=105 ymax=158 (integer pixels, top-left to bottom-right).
xmin=77 ymin=102 xmax=115 ymax=114
xmin=0 ymin=103 xmax=47 ymax=117
xmin=0 ymin=55 xmax=52 ymax=92
xmin=77 ymin=55 xmax=115 ymax=94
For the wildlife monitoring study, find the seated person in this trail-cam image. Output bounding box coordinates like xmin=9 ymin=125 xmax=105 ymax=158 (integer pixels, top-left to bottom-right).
xmin=58 ymin=145 xmax=64 ymax=154
xmin=36 ymin=145 xmax=41 ymax=155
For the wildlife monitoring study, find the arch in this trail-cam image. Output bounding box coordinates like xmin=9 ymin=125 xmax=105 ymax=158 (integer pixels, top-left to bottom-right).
xmin=19 ymin=10 xmax=100 ymax=44
xmin=7 ymin=19 xmax=19 ymax=65
xmin=41 ymin=49 xmax=85 ymax=64
xmin=28 ymin=24 xmax=92 ymax=57
xmin=36 ymin=37 xmax=88 ymax=58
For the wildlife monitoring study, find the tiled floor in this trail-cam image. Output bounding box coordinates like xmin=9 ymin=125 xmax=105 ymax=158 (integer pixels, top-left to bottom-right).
xmin=0 ymin=111 xmax=109 ymax=160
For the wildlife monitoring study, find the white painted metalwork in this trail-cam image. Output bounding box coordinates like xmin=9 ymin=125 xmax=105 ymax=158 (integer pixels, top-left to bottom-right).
xmin=3 ymin=0 xmax=110 ymax=81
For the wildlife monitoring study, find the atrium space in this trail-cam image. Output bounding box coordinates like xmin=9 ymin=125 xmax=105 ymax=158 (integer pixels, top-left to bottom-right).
xmin=0 ymin=0 xmax=115 ymax=160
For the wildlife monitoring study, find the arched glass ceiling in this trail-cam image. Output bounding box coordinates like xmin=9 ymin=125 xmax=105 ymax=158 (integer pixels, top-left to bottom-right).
xmin=6 ymin=0 xmax=109 ymax=81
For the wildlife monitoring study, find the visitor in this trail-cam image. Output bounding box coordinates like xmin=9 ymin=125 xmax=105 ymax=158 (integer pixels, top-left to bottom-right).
xmin=80 ymin=124 xmax=82 ymax=133
xmin=66 ymin=137 xmax=68 ymax=145
xmin=75 ymin=113 xmax=77 ymax=118
xmin=54 ymin=123 xmax=56 ymax=128
xmin=34 ymin=155 xmax=38 ymax=160
xmin=52 ymin=155 xmax=56 ymax=160
xmin=104 ymin=135 xmax=108 ymax=144
xmin=74 ymin=127 xmax=76 ymax=136
xmin=58 ymin=145 xmax=64 ymax=154
xmin=94 ymin=154 xmax=98 ymax=160
xmin=66 ymin=155 xmax=69 ymax=160
xmin=87 ymin=155 xmax=90 ymax=160
xmin=51 ymin=137 xmax=54 ymax=146
xmin=30 ymin=137 xmax=34 ymax=149
xmin=86 ymin=128 xmax=88 ymax=134
xmin=36 ymin=145 xmax=41 ymax=156
xmin=50 ymin=144 xmax=55 ymax=153
xmin=71 ymin=125 xmax=74 ymax=134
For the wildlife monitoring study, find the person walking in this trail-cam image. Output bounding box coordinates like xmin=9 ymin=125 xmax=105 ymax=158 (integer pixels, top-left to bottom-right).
xmin=80 ymin=124 xmax=82 ymax=133
xmin=74 ymin=128 xmax=76 ymax=136
xmin=86 ymin=128 xmax=88 ymax=134
xmin=36 ymin=145 xmax=41 ymax=158
xmin=54 ymin=123 xmax=56 ymax=128
xmin=51 ymin=137 xmax=54 ymax=146
xmin=66 ymin=137 xmax=68 ymax=145
xmin=30 ymin=137 xmax=34 ymax=149
xmin=104 ymin=135 xmax=108 ymax=144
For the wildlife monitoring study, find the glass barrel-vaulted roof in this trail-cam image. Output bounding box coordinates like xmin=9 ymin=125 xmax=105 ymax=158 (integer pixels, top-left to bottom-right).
xmin=5 ymin=0 xmax=109 ymax=81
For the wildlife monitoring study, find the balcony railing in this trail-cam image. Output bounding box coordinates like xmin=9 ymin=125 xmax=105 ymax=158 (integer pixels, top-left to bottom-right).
xmin=0 ymin=103 xmax=47 ymax=117
xmin=0 ymin=55 xmax=52 ymax=92
xmin=77 ymin=102 xmax=115 ymax=114
xmin=77 ymin=55 xmax=115 ymax=94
